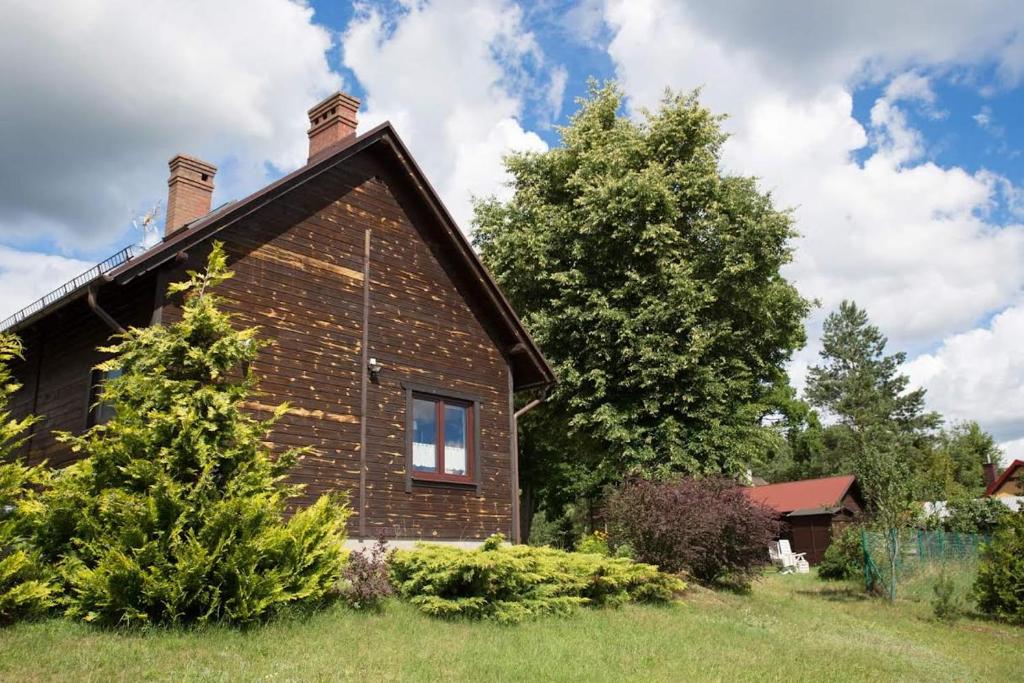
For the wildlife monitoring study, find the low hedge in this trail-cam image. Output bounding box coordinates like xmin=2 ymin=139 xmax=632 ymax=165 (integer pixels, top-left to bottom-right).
xmin=390 ymin=534 xmax=684 ymax=623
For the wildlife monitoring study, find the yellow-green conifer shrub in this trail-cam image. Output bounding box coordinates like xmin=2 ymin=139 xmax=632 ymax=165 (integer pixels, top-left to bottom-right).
xmin=0 ymin=335 xmax=57 ymax=623
xmin=390 ymin=534 xmax=684 ymax=624
xmin=37 ymin=243 xmax=349 ymax=626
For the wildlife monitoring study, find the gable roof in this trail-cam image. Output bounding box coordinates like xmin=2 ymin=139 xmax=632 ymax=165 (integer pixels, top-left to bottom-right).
xmin=987 ymin=459 xmax=1023 ymax=496
xmin=743 ymin=475 xmax=857 ymax=515
xmin=2 ymin=123 xmax=555 ymax=391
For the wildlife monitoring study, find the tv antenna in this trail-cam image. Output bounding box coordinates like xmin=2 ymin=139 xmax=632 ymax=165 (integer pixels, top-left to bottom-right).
xmin=132 ymin=201 xmax=162 ymax=249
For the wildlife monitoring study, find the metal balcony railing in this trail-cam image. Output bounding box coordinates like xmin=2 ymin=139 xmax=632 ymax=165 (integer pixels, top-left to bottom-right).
xmin=0 ymin=244 xmax=143 ymax=332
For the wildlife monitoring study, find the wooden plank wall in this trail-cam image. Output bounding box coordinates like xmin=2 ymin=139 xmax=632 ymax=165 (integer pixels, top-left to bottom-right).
xmin=10 ymin=275 xmax=157 ymax=467
xmin=158 ymin=154 xmax=514 ymax=541
xmin=7 ymin=149 xmax=516 ymax=542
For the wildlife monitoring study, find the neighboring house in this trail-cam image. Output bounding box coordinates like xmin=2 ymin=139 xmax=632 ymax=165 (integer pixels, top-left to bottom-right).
xmin=985 ymin=459 xmax=1024 ymax=512
xmin=987 ymin=459 xmax=1023 ymax=498
xmin=4 ymin=91 xmax=554 ymax=546
xmin=743 ymin=475 xmax=864 ymax=564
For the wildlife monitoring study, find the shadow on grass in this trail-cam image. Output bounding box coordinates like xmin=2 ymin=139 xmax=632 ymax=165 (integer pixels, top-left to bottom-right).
xmin=795 ymin=586 xmax=869 ymax=603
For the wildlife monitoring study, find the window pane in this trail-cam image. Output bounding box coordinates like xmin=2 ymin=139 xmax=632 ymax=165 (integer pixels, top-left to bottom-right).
xmin=444 ymin=403 xmax=468 ymax=476
xmin=91 ymin=367 xmax=123 ymax=426
xmin=412 ymin=398 xmax=437 ymax=471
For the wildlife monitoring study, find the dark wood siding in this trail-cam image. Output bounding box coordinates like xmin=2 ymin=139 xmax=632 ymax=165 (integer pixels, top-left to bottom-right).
xmin=8 ymin=148 xmax=517 ymax=542
xmin=11 ymin=276 xmax=156 ymax=467
xmin=154 ymin=153 xmax=513 ymax=541
xmin=787 ymin=514 xmax=834 ymax=565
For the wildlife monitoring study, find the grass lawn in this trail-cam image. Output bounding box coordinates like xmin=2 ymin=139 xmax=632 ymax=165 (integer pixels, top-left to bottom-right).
xmin=0 ymin=572 xmax=1019 ymax=682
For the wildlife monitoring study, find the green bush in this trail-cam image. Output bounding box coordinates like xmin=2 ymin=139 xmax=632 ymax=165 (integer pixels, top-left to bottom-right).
xmin=0 ymin=462 xmax=57 ymax=623
xmin=0 ymin=334 xmax=57 ymax=624
xmin=818 ymin=526 xmax=864 ymax=581
xmin=390 ymin=534 xmax=684 ymax=624
xmin=974 ymin=510 xmax=1024 ymax=624
xmin=576 ymin=530 xmax=610 ymax=556
xmin=943 ymin=497 xmax=1012 ymax=535
xmin=931 ymin=569 xmax=961 ymax=623
xmin=35 ymin=244 xmax=350 ymax=626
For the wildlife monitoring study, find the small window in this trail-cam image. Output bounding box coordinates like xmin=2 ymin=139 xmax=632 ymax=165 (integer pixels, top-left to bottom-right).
xmin=87 ymin=367 xmax=122 ymax=427
xmin=409 ymin=393 xmax=474 ymax=483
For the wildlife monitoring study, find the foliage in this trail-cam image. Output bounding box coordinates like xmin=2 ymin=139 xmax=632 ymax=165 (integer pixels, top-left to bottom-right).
xmin=526 ymin=509 xmax=573 ymax=549
xmin=917 ymin=422 xmax=1003 ymax=501
xmin=805 ymin=301 xmax=939 ymax=441
xmin=576 ymin=530 xmax=610 ymax=556
xmin=340 ymin=536 xmax=393 ymax=611
xmin=860 ymin=437 xmax=917 ymax=601
xmin=0 ymin=464 xmax=57 ymax=625
xmin=935 ymin=497 xmax=1012 ymax=535
xmin=604 ymin=477 xmax=780 ymax=587
xmin=474 ymin=81 xmax=809 ymax=526
xmin=0 ymin=334 xmax=58 ymax=624
xmin=817 ymin=525 xmax=864 ymax=581
xmin=800 ymin=302 xmax=947 ymax=500
xmin=931 ymin=569 xmax=960 ymax=623
xmin=35 ymin=243 xmax=350 ymax=626
xmin=974 ymin=510 xmax=1024 ymax=624
xmin=389 ymin=534 xmax=684 ymax=624
xmin=803 ymin=301 xmax=939 ymax=600
xmin=754 ymin=384 xmax=826 ymax=483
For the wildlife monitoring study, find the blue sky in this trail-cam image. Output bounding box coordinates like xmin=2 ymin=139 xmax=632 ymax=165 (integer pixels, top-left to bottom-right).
xmin=2 ymin=0 xmax=1024 ymax=459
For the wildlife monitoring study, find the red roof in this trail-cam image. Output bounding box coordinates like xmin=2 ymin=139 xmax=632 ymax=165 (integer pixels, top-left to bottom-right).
xmin=986 ymin=459 xmax=1023 ymax=496
xmin=743 ymin=475 xmax=857 ymax=514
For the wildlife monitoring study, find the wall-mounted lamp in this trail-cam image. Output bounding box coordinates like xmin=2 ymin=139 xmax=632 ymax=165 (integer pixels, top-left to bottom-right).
xmin=368 ymin=357 xmax=383 ymax=383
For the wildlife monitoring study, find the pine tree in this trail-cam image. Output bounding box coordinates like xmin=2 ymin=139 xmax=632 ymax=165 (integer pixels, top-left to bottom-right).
xmin=805 ymin=300 xmax=940 ymax=481
xmin=37 ymin=243 xmax=350 ymax=626
xmin=0 ymin=334 xmax=56 ymax=623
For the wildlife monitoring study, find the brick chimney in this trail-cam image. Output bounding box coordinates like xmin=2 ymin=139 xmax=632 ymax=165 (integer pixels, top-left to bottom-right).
xmin=165 ymin=154 xmax=217 ymax=235
xmin=307 ymin=92 xmax=360 ymax=161
xmin=983 ymin=459 xmax=998 ymax=490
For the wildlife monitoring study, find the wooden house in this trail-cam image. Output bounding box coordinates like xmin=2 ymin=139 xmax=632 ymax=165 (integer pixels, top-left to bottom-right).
xmin=743 ymin=475 xmax=864 ymax=564
xmin=986 ymin=459 xmax=1024 ymax=498
xmin=3 ymin=92 xmax=554 ymax=546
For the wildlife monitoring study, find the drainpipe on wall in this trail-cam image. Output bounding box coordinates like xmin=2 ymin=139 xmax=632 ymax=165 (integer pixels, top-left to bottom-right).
xmin=87 ymin=283 xmax=125 ymax=334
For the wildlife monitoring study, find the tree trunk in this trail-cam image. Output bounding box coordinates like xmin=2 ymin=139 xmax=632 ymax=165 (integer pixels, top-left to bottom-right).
xmin=519 ymin=481 xmax=536 ymax=544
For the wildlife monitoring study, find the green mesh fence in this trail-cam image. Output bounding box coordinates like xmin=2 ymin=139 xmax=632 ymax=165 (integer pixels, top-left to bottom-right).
xmin=861 ymin=529 xmax=989 ymax=601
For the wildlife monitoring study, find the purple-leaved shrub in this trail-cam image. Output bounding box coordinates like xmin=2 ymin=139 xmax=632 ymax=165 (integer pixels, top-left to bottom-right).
xmin=606 ymin=477 xmax=780 ymax=587
xmin=341 ymin=535 xmax=394 ymax=610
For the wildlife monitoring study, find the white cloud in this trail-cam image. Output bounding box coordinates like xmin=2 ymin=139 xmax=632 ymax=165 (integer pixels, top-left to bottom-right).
xmin=974 ymin=106 xmax=994 ymax=129
xmin=0 ymin=0 xmax=340 ymax=251
xmin=997 ymin=437 xmax=1024 ymax=467
xmin=0 ymin=247 xmax=93 ymax=320
xmin=340 ymin=0 xmax=551 ymax=230
xmin=603 ymin=0 xmax=1024 ymax=348
xmin=602 ymin=0 xmax=1024 ymax=442
xmin=906 ymin=307 xmax=1024 ymax=442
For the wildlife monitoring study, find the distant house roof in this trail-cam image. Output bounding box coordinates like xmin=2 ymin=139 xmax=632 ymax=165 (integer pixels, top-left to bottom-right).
xmin=986 ymin=459 xmax=1024 ymax=496
xmin=743 ymin=475 xmax=858 ymax=515
xmin=0 ymin=122 xmax=555 ymax=391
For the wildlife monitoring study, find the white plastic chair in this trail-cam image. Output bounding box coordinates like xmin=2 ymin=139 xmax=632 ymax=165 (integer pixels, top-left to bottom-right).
xmin=770 ymin=540 xmax=808 ymax=574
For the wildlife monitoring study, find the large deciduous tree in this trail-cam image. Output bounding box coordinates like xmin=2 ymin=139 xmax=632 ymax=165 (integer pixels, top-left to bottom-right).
xmin=474 ymin=83 xmax=809 ymax=536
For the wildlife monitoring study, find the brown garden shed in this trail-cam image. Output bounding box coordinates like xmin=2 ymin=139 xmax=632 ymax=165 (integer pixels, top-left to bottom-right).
xmin=743 ymin=475 xmax=865 ymax=564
